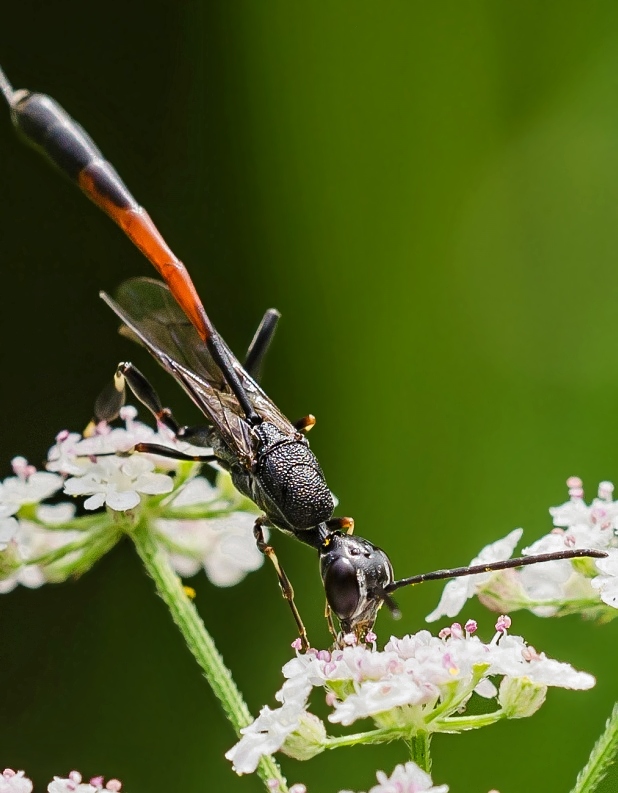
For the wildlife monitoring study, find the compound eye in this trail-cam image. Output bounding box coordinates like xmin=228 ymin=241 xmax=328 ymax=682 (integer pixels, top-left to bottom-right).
xmin=323 ymin=556 xmax=360 ymax=620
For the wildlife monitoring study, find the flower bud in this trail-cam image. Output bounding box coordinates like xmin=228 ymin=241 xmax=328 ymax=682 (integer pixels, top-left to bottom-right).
xmin=498 ymin=676 xmax=547 ymax=718
xmin=0 ymin=539 xmax=22 ymax=580
xmin=477 ymin=569 xmax=529 ymax=613
xmin=281 ymin=712 xmax=327 ymax=761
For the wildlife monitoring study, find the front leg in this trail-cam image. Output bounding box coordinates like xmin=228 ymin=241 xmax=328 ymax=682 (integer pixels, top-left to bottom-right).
xmin=254 ymin=516 xmax=310 ymax=652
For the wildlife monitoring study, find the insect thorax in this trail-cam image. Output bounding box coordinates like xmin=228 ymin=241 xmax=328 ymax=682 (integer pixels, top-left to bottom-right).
xmin=248 ymin=421 xmax=334 ymax=532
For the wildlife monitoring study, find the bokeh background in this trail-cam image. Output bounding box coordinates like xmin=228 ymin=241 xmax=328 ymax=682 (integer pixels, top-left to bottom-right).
xmin=1 ymin=3 xmax=618 ymax=792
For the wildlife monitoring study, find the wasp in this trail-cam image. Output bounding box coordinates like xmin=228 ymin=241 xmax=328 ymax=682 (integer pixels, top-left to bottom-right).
xmin=0 ymin=65 xmax=605 ymax=648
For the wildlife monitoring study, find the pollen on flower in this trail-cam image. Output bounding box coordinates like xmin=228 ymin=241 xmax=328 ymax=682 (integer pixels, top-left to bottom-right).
xmin=442 ymin=652 xmax=459 ymax=676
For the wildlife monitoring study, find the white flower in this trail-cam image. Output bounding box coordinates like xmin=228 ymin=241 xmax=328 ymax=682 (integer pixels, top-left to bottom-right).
xmin=426 ymin=529 xmax=523 ymax=622
xmin=550 ymin=478 xmax=618 ymax=543
xmin=340 ymin=762 xmax=448 ymax=793
xmin=64 ymin=456 xmax=173 ymax=511
xmin=47 ymin=771 xmax=122 ymax=793
xmin=487 ymin=634 xmax=594 ymax=689
xmin=156 ymin=476 xmax=264 ymax=587
xmin=0 ymin=518 xmax=18 ymax=551
xmin=46 ymin=431 xmax=87 ymax=476
xmin=227 ymin=619 xmax=594 ymax=774
xmin=591 ymin=548 xmax=618 ymax=606
xmin=0 ymin=769 xmax=33 ymax=793
xmin=0 ymin=464 xmax=63 ymax=516
xmin=47 ymin=408 xmax=208 ymax=477
xmin=0 ymin=504 xmax=82 ymax=592
xmin=225 ymin=702 xmax=306 ymax=774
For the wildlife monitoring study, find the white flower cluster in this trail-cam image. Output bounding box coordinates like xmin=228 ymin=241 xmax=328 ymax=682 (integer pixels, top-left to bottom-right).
xmin=427 ymin=477 xmax=618 ymax=623
xmin=48 ymin=406 xmax=180 ymax=511
xmin=155 ymin=473 xmax=264 ymax=587
xmin=266 ymin=762 xmax=449 ymax=793
xmin=0 ymin=408 xmax=263 ymax=591
xmin=0 ymin=769 xmax=121 ymax=793
xmin=340 ymin=762 xmax=448 ymax=793
xmin=226 ymin=618 xmax=594 ymax=775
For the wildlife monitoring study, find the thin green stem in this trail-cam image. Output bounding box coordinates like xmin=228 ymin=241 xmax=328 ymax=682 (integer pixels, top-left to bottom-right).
xmin=64 ymin=525 xmax=122 ymax=573
xmin=28 ymin=533 xmax=99 ymax=567
xmin=432 ymin=710 xmax=505 ymax=732
xmin=130 ymin=518 xmax=288 ymax=793
xmin=407 ymin=731 xmax=431 ymax=773
xmin=22 ymin=513 xmax=107 ymax=532
xmin=570 ymin=703 xmax=618 ymax=793
xmin=323 ymin=726 xmax=405 ymax=750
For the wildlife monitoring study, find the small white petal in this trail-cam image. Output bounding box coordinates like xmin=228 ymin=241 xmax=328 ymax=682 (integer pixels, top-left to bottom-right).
xmin=0 ymin=769 xmax=34 ymax=793
xmin=134 ymin=472 xmax=174 ymax=495
xmin=83 ymin=493 xmax=107 ymax=511
xmin=105 ymin=490 xmax=141 ymax=511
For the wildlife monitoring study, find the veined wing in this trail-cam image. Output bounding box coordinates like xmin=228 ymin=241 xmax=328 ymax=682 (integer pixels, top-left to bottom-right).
xmin=101 ymin=277 xmax=297 ymax=462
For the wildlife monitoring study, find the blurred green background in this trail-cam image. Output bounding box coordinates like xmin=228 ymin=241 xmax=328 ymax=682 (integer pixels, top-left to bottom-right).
xmin=2 ymin=2 xmax=618 ymax=792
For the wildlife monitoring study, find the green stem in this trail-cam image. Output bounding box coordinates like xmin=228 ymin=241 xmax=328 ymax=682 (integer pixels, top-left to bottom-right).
xmin=54 ymin=526 xmax=123 ymax=578
xmin=130 ymin=518 xmax=288 ymax=793
xmin=28 ymin=533 xmax=99 ymax=567
xmin=432 ymin=710 xmax=505 ymax=732
xmin=570 ymin=703 xmax=618 ymax=793
xmin=323 ymin=726 xmax=405 ymax=749
xmin=407 ymin=731 xmax=431 ymax=773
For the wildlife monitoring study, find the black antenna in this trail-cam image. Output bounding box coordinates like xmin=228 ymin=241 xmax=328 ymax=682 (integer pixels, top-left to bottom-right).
xmin=384 ymin=547 xmax=607 ymax=595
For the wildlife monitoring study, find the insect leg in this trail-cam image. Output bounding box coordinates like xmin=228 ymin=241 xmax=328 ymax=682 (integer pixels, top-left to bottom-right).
xmin=325 ymin=602 xmax=338 ymax=643
xmin=254 ymin=517 xmax=310 ymax=651
xmin=243 ymin=308 xmax=280 ymax=381
xmin=92 ymin=362 xmax=216 ymax=461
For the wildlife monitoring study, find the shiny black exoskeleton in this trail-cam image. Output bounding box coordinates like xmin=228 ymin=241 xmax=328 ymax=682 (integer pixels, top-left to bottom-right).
xmin=1 ymin=64 xmax=608 ymax=651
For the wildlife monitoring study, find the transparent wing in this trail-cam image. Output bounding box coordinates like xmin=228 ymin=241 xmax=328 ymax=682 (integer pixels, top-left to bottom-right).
xmin=101 ymin=277 xmax=297 ymax=463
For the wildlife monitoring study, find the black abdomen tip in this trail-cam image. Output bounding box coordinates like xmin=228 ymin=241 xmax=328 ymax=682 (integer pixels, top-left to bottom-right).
xmin=12 ymin=91 xmax=135 ymax=209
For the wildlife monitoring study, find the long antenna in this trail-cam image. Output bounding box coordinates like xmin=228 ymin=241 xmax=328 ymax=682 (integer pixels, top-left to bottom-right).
xmin=384 ymin=547 xmax=607 ymax=594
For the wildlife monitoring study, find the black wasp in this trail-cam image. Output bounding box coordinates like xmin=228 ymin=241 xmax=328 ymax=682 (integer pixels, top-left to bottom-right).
xmin=0 ymin=65 xmax=606 ymax=649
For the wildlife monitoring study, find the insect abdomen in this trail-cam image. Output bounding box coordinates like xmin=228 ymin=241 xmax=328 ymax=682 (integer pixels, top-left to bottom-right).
xmin=11 ymin=91 xmax=134 ymax=209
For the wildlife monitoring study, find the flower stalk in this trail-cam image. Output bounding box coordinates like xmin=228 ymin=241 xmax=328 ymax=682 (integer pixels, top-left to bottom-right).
xmin=129 ymin=515 xmax=288 ymax=792
xmin=408 ymin=731 xmax=431 ymax=773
